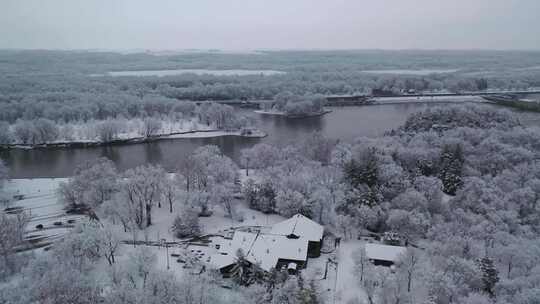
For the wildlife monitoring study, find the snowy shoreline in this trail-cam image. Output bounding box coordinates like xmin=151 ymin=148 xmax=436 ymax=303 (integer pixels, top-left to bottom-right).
xmin=254 ymin=109 xmax=332 ymax=118
xmin=0 ymin=128 xmax=266 ymax=150
xmin=372 ymin=95 xmax=486 ymax=105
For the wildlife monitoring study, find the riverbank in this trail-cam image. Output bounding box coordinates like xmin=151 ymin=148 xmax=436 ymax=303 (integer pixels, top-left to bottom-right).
xmin=254 ymin=109 xmax=332 ymax=118
xmin=482 ymin=95 xmax=540 ymax=112
xmin=373 ymin=95 xmax=485 ymax=105
xmin=0 ymin=128 xmax=266 ymax=150
xmin=5 ymin=102 xmax=540 ymax=179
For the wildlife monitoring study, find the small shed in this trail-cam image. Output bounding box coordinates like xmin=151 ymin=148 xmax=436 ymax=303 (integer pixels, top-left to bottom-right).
xmin=270 ymin=214 xmax=324 ymax=257
xmin=365 ymin=243 xmax=407 ymax=267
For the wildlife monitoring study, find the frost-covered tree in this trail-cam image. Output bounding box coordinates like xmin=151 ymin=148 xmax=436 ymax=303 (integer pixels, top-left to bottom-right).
xmin=162 ymin=175 xmax=181 ymax=213
xmin=12 ymin=118 xmax=60 ymax=144
xmin=361 ymin=263 xmax=390 ymax=304
xmin=118 ymin=164 xmax=166 ymax=228
xmin=171 ymin=208 xmax=202 ymax=238
xmin=52 ymin=222 xmax=105 ymax=272
xmin=17 ymin=255 xmax=102 ymax=304
xmin=0 ymin=159 xmax=7 ymax=188
xmin=413 ymin=176 xmax=445 ymax=215
xmin=95 ymin=119 xmax=122 ymax=142
xmin=276 ymin=189 xmax=311 ymax=218
xmin=184 ymin=189 xmax=212 ymax=216
xmin=299 ymin=131 xmax=336 ymax=164
xmin=100 ymin=224 xmax=120 ymax=266
xmin=396 ymin=248 xmax=421 ymax=293
xmin=0 ymin=121 xmax=12 ymax=144
xmin=0 ymin=159 xmax=8 ymax=206
xmin=142 ymin=116 xmax=162 ymax=137
xmin=13 ymin=119 xmax=35 ymax=144
xmin=125 ymin=247 xmax=157 ymax=289
xmin=386 ymin=209 xmax=430 ymax=240
xmin=58 ymin=157 xmax=118 ymax=210
xmin=390 ymin=188 xmax=429 ymax=212
xmin=270 ymin=275 xmax=323 ymax=304
xmin=213 ymin=183 xmax=236 ymax=219
xmin=33 ymin=118 xmax=60 ymax=143
xmin=240 ymin=143 xmax=281 ymax=174
xmin=335 ymin=214 xmax=356 ymax=240
xmin=0 ymin=212 xmax=29 ymax=278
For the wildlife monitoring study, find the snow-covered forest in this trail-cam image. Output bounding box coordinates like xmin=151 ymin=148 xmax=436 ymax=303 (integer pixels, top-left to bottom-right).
xmin=0 ymin=98 xmax=256 ymax=146
xmin=2 ymin=50 xmax=540 ymax=145
xmin=2 ymin=104 xmax=540 ymax=303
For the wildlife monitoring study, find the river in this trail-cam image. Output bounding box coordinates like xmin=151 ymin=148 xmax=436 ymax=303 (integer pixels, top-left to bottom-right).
xmin=2 ymin=103 xmax=539 ymax=178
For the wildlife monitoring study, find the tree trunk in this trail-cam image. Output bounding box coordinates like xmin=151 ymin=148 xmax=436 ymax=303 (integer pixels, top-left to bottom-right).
xmin=146 ymin=203 xmax=152 ymax=227
xmin=138 ymin=200 xmax=144 ymax=229
xmin=319 ymin=204 xmax=324 ymax=224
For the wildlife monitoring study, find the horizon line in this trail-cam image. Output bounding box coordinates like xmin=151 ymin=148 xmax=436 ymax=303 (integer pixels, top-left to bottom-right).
xmin=1 ymin=47 xmax=540 ymax=53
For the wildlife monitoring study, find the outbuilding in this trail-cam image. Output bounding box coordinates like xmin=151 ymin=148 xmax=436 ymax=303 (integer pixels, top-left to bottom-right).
xmin=365 ymin=243 xmax=407 ymax=267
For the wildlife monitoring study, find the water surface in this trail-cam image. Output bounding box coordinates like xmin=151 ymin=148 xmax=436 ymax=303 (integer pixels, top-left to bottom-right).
xmin=361 ymin=69 xmax=459 ymax=75
xmin=2 ymin=103 xmax=539 ymax=178
xmin=105 ymin=69 xmax=285 ymax=77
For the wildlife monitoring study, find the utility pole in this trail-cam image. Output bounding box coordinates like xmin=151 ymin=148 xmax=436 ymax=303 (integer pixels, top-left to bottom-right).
xmin=161 ymin=238 xmax=170 ymax=270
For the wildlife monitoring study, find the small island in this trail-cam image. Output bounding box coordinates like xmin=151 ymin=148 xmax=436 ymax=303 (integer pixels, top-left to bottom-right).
xmin=256 ymin=92 xmax=330 ymax=118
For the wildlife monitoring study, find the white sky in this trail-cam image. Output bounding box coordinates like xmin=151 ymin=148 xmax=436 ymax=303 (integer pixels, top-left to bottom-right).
xmin=1 ymin=0 xmax=539 ymax=50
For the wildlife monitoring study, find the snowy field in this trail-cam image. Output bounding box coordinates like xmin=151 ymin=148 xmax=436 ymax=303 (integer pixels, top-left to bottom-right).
xmin=104 ymin=68 xmax=285 ymax=77
xmin=2 ymin=178 xmax=85 ymax=249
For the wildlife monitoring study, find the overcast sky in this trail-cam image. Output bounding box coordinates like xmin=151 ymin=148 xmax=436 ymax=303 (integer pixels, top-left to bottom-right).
xmin=2 ymin=0 xmax=540 ymax=50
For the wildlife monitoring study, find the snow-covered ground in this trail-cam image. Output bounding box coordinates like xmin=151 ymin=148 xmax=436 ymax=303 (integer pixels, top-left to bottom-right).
xmin=254 ymin=109 xmax=331 ymax=118
xmin=2 ymin=178 xmax=85 ymax=247
xmin=5 ymin=118 xmax=265 ymax=148
xmin=164 ymin=129 xmax=266 ymax=139
xmin=254 ymin=109 xmax=288 ymax=116
xmin=374 ymin=95 xmax=485 ymax=104
xmin=3 ymin=177 xmax=369 ymax=303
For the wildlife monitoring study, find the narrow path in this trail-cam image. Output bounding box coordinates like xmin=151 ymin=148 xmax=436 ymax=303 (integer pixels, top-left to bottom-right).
xmin=333 ymin=241 xmax=366 ymax=304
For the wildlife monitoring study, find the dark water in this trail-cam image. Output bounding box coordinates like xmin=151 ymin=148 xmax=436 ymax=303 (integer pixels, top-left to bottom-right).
xmin=2 ymin=103 xmax=539 ymax=178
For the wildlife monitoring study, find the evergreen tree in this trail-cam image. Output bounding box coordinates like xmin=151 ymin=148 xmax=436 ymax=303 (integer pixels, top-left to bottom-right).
xmin=244 ymin=181 xmax=277 ymax=214
xmin=476 ymin=257 xmax=499 ymax=298
xmin=230 ymin=249 xmax=266 ymax=286
xmin=343 ymin=150 xmax=378 ymax=188
xmin=438 ymin=144 xmax=464 ymax=195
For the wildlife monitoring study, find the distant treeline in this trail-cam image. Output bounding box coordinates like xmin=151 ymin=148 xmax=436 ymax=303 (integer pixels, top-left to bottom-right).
xmin=1 ymin=50 xmax=540 ymax=124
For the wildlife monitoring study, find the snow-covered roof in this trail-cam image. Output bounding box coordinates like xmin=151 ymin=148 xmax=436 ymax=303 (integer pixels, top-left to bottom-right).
xmin=269 ymin=214 xmax=324 ymax=242
xmin=365 ymin=244 xmax=407 ymax=262
xmin=209 ymin=253 xmax=236 ymax=269
xmin=216 ymin=231 xmax=308 ymax=271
